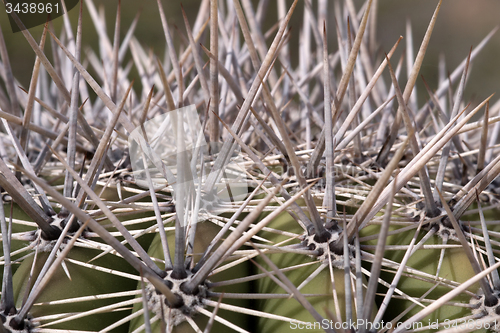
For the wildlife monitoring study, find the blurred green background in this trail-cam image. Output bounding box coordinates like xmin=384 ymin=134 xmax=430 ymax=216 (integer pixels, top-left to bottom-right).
xmin=1 ymin=0 xmax=499 ymax=106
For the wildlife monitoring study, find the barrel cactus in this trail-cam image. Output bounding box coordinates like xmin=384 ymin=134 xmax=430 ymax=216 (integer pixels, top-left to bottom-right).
xmin=0 ymin=0 xmax=499 ymax=332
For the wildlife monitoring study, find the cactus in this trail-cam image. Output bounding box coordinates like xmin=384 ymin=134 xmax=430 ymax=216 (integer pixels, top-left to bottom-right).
xmin=0 ymin=0 xmax=500 ymax=332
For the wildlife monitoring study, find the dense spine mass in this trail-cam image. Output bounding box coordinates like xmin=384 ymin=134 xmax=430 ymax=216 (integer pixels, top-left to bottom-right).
xmin=0 ymin=0 xmax=500 ymax=332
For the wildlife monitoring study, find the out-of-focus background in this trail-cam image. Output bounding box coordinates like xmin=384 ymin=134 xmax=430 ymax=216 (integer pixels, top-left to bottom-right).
xmin=375 ymin=0 xmax=500 ymax=106
xmin=1 ymin=0 xmax=499 ymax=106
